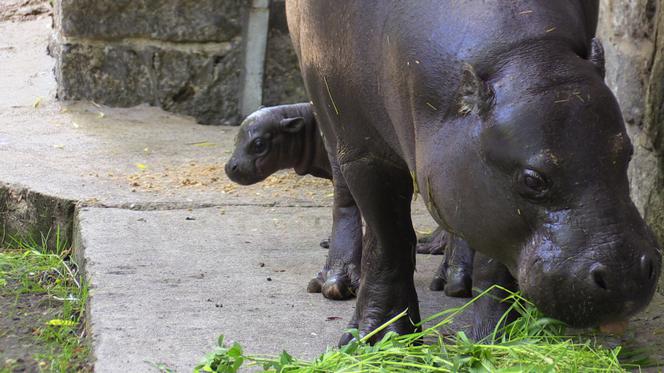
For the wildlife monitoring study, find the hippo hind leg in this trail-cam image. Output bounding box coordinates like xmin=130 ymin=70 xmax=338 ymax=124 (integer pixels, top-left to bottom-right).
xmin=307 ymin=156 xmax=362 ymax=300
xmin=416 ymin=226 xmax=448 ymax=255
xmin=430 ymin=234 xmax=475 ymax=297
xmin=337 ymin=155 xmax=420 ymax=345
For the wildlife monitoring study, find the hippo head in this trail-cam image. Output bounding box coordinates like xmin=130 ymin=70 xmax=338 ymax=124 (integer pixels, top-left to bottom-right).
xmin=225 ymin=108 xmax=306 ymax=185
xmin=426 ymin=41 xmax=661 ymax=328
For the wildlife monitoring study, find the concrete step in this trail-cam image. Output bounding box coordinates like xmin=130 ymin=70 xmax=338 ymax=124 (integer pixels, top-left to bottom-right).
xmin=75 ymin=206 xmax=466 ymax=372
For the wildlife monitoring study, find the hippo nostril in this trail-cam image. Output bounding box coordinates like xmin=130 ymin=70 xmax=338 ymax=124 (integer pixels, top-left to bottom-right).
xmin=590 ymin=264 xmax=608 ymax=290
xmin=641 ymin=255 xmax=655 ymax=280
xmin=231 ymin=163 xmax=238 ymax=172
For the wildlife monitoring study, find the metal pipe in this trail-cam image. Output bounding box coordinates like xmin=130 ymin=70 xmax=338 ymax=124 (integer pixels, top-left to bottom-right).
xmin=239 ymin=0 xmax=270 ymax=119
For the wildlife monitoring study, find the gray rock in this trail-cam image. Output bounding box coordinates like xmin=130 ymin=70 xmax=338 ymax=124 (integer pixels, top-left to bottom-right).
xmin=151 ymin=43 xmax=243 ymax=125
xmin=57 ymin=0 xmax=243 ymax=43
xmin=54 ymin=42 xmax=155 ymax=107
xmin=597 ymin=0 xmax=664 ymax=293
xmin=51 ymin=0 xmax=306 ymax=125
xmin=263 ymin=28 xmax=307 ymax=107
xmin=53 ymin=41 xmax=243 ymax=125
xmin=262 ymin=0 xmax=307 ymax=107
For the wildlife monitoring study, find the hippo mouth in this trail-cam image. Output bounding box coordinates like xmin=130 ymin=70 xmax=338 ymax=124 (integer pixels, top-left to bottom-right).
xmin=225 ymin=159 xmax=267 ymax=186
xmin=519 ymin=270 xmax=651 ymax=328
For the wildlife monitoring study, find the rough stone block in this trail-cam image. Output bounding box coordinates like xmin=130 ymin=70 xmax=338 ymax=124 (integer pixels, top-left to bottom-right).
xmin=54 ymin=41 xmax=243 ymax=125
xmin=263 ymin=28 xmax=307 ymax=107
xmin=57 ymin=0 xmax=243 ymax=43
xmin=51 ymin=0 xmax=306 ymax=125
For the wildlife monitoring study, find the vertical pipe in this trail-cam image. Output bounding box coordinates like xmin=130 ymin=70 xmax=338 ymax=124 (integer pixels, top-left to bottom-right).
xmin=239 ymin=0 xmax=270 ymax=119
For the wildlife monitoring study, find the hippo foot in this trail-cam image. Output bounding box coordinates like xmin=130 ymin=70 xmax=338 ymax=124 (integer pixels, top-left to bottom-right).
xmin=306 ymin=266 xmax=359 ymax=300
xmin=339 ymin=279 xmax=420 ymax=346
xmin=416 ymin=227 xmax=448 ymax=255
xmin=429 ymin=264 xmax=447 ymax=291
xmin=443 ymin=267 xmax=473 ymax=298
xmin=429 ymin=262 xmax=472 ymax=298
xmin=306 ymin=274 xmax=324 ymax=293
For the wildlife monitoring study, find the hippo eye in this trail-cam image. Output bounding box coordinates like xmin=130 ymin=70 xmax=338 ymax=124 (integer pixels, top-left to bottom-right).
xmin=517 ymin=169 xmax=550 ymax=200
xmin=252 ymin=138 xmax=267 ymax=154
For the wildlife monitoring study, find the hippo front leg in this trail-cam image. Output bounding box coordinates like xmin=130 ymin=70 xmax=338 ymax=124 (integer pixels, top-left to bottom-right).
xmin=338 ymin=157 xmax=420 ymax=345
xmin=306 ymin=157 xmax=362 ymax=300
xmin=470 ymin=252 xmax=518 ymax=340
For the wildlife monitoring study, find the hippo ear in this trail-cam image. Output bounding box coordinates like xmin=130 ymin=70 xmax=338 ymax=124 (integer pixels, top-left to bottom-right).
xmin=458 ymin=64 xmax=495 ymax=117
xmin=589 ymin=38 xmax=606 ymax=79
xmin=280 ymin=117 xmax=305 ymax=133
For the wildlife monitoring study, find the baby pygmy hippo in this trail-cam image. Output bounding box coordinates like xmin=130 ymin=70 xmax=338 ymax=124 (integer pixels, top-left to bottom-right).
xmin=225 ymin=103 xmax=473 ymax=299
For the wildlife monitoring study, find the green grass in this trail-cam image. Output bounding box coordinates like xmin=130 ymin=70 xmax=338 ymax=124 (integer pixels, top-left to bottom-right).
xmin=194 ymin=287 xmax=653 ymax=373
xmin=0 ymin=231 xmax=90 ymax=372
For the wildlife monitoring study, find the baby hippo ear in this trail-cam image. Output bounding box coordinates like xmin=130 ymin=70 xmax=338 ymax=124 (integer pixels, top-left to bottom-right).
xmin=279 ymin=117 xmax=305 ymax=133
xmin=458 ymin=63 xmax=495 ymax=117
xmin=589 ymin=37 xmax=605 ymax=79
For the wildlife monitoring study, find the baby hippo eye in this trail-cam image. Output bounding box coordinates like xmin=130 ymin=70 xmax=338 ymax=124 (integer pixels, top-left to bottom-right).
xmin=252 ymin=138 xmax=267 ymax=154
xmin=517 ymin=169 xmax=550 ymax=200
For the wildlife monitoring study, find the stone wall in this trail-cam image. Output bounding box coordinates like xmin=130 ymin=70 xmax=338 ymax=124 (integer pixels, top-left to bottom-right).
xmin=51 ymin=0 xmax=306 ymax=125
xmin=597 ymin=0 xmax=664 ymax=292
xmin=263 ymin=0 xmax=306 ymax=107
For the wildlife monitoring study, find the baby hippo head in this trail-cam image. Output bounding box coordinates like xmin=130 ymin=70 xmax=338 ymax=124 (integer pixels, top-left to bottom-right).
xmin=225 ymin=107 xmax=307 ymax=185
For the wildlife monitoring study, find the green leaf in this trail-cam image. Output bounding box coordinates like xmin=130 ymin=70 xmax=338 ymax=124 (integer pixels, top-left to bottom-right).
xmin=47 ymin=319 xmax=77 ymax=326
xmin=279 ymin=350 xmax=294 ymax=366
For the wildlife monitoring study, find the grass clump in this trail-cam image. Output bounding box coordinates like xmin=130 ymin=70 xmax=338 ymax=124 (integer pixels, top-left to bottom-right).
xmin=0 ymin=231 xmax=90 ymax=372
xmin=195 ymin=287 xmax=645 ymax=373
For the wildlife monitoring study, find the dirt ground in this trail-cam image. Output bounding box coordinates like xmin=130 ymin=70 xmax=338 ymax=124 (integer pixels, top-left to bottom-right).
xmin=0 ymin=280 xmax=60 ymax=372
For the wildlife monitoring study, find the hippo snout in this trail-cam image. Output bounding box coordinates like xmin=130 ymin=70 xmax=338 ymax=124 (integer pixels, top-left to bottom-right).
xmin=521 ymin=238 xmax=661 ymax=328
xmin=224 ymin=157 xmax=248 ymax=185
xmin=225 ymin=158 xmax=239 ymax=175
xmin=589 ymin=252 xmax=660 ymax=292
xmin=224 ymin=157 xmax=264 ymax=185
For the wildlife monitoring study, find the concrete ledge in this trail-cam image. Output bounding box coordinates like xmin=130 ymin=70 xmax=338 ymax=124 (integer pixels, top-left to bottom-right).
xmin=0 ymin=183 xmax=75 ymax=247
xmin=53 ymin=40 xmax=242 ymax=125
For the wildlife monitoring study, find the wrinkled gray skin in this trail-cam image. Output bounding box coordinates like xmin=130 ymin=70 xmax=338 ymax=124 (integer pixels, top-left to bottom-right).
xmin=287 ymin=0 xmax=662 ymax=343
xmin=225 ymin=103 xmax=474 ymax=299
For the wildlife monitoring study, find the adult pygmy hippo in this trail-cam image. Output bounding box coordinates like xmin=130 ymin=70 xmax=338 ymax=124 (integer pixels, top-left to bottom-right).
xmin=287 ymin=0 xmax=662 ymax=342
xmin=225 ymin=103 xmax=474 ymax=299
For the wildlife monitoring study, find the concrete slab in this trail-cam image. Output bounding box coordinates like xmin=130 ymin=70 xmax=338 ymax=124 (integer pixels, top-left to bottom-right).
xmin=75 ymin=206 xmax=466 ymax=372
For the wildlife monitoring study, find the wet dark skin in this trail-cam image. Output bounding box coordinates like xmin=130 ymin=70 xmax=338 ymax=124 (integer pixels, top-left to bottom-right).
xmin=287 ymin=0 xmax=662 ymax=343
xmin=225 ymin=103 xmax=474 ymax=299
